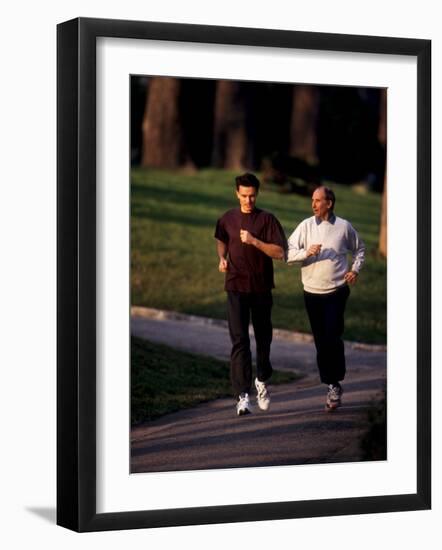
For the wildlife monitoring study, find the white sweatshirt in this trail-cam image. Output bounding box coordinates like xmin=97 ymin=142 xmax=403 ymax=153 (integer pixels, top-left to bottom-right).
xmin=287 ymin=214 xmax=365 ymax=294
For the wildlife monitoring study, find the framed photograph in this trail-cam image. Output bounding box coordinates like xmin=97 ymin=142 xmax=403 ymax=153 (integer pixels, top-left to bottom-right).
xmin=57 ymin=17 xmax=431 ymax=532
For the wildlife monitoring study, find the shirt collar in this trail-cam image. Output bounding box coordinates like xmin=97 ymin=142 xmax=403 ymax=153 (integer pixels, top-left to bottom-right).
xmin=315 ymin=212 xmax=336 ymax=225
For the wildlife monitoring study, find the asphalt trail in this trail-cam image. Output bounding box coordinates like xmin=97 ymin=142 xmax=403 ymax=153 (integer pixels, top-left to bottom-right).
xmin=130 ymin=309 xmax=386 ymax=473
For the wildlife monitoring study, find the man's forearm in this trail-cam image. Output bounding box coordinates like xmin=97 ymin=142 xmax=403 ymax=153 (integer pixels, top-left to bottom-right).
xmin=286 ymin=246 xmax=308 ymax=264
xmin=250 ymin=237 xmax=284 ymax=260
xmin=216 ymin=239 xmax=228 ymax=259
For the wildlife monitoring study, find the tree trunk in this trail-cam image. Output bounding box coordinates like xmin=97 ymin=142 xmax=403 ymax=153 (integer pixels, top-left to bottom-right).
xmin=379 ymin=177 xmax=387 ymax=257
xmin=378 ymin=88 xmax=387 ymax=147
xmin=289 ymin=85 xmax=320 ymax=164
xmin=378 ymin=88 xmax=387 ymax=257
xmin=212 ymin=80 xmax=249 ymax=171
xmin=141 ymin=77 xmax=191 ymax=169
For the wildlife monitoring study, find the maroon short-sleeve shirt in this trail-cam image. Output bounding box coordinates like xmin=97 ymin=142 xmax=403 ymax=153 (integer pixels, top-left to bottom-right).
xmin=214 ymin=207 xmax=287 ymax=293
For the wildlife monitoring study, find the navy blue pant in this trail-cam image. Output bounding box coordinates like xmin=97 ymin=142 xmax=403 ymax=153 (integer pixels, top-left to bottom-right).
xmin=227 ymin=291 xmax=273 ymax=397
xmin=304 ymin=285 xmax=350 ymax=385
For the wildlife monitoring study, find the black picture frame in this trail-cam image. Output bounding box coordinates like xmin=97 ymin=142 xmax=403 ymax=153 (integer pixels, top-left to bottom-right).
xmin=57 ymin=17 xmax=431 ymax=532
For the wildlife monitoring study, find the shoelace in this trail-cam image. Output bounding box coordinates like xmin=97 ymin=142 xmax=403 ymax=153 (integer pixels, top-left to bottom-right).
xmin=328 ymin=386 xmax=341 ymax=400
xmin=256 ymin=381 xmax=268 ymax=398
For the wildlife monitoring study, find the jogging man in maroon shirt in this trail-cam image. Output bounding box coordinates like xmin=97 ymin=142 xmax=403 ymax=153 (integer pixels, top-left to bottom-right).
xmin=214 ymin=173 xmax=287 ymax=416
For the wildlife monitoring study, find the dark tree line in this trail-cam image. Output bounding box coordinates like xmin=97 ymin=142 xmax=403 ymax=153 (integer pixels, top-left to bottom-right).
xmin=131 ymin=76 xmax=386 ymax=190
xmin=131 ymin=77 xmax=387 ymax=256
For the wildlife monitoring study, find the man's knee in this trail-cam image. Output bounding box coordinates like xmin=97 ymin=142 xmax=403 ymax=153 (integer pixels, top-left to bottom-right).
xmin=231 ymin=334 xmax=251 ymax=349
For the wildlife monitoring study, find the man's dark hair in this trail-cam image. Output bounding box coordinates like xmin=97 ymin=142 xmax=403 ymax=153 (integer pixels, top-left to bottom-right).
xmin=235 ymin=173 xmax=260 ymax=191
xmin=318 ymin=185 xmax=336 ymax=210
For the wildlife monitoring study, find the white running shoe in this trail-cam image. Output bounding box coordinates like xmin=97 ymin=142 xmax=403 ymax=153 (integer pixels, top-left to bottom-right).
xmin=326 ymin=383 xmax=343 ymax=411
xmin=236 ymin=393 xmax=251 ymax=416
xmin=255 ymin=377 xmax=271 ymax=411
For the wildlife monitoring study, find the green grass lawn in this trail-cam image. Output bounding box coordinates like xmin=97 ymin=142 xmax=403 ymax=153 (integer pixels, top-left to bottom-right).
xmin=131 ymin=168 xmax=386 ymax=344
xmin=131 ymin=336 xmax=300 ymax=424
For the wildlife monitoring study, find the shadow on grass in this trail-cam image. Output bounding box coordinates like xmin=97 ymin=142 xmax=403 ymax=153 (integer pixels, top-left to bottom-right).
xmin=132 ymin=182 xmax=236 ymax=215
xmin=132 ymin=182 xmax=311 ymax=227
xmin=359 ymin=387 xmax=387 ymax=460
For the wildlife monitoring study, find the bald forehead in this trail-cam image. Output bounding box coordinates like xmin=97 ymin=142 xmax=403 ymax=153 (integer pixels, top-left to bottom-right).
xmin=312 ymin=187 xmax=327 ymax=199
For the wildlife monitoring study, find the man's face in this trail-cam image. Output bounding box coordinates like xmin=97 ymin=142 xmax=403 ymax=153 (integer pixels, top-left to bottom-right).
xmin=311 ymin=188 xmax=332 ymax=219
xmin=236 ymin=185 xmax=258 ymax=213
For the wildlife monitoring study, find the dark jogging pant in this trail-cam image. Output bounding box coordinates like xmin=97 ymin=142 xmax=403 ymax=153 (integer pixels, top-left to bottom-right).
xmin=227 ymin=291 xmax=273 ymax=397
xmin=304 ymin=284 xmax=350 ymax=385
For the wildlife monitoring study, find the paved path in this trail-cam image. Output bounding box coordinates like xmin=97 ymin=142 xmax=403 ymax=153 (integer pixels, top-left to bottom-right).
xmin=130 ymin=308 xmax=386 ymax=473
